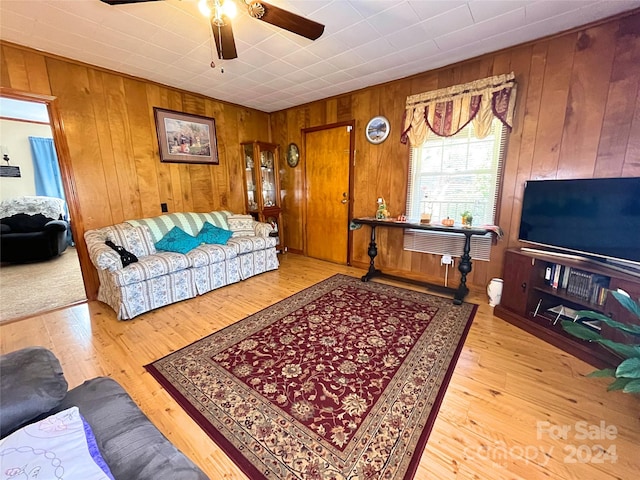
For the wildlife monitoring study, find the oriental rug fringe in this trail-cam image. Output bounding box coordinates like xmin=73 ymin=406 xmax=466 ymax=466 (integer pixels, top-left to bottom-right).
xmin=145 ymin=274 xmax=477 ymax=480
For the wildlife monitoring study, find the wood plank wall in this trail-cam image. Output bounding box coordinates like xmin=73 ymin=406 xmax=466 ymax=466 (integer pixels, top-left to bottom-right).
xmin=271 ymin=10 xmax=640 ymax=291
xmin=1 ymin=10 xmax=638 ymax=301
xmin=0 ymin=43 xmax=271 ymax=299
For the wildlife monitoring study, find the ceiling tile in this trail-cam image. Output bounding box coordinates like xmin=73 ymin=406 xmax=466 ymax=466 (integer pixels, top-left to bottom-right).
xmin=1 ymin=0 xmax=638 ymax=112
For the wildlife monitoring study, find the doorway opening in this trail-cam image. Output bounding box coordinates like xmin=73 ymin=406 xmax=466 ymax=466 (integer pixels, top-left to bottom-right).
xmin=0 ymin=95 xmax=86 ymax=323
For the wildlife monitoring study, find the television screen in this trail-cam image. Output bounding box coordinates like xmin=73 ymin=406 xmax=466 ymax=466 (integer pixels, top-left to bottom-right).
xmin=518 ymin=177 xmax=640 ymax=266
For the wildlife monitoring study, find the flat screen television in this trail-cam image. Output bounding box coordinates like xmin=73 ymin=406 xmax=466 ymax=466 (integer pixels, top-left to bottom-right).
xmin=518 ymin=177 xmax=640 ymax=272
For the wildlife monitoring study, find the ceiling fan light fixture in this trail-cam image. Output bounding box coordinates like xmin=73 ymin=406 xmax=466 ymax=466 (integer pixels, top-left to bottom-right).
xmin=199 ymin=0 xmax=236 ymax=23
xmin=198 ymin=0 xmax=212 ymax=17
xmin=247 ymin=1 xmax=265 ymax=19
xmin=221 ymin=1 xmax=237 ymax=19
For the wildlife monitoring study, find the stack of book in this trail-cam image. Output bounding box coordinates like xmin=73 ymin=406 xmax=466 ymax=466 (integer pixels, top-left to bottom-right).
xmin=545 ymin=264 xmax=609 ymax=306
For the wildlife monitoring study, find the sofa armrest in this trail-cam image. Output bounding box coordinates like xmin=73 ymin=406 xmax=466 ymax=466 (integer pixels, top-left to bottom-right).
xmin=253 ymin=221 xmax=275 ymax=238
xmin=84 ymin=228 xmax=122 ymax=272
xmin=44 ymin=219 xmax=68 ymax=232
xmin=0 ymin=347 xmax=68 ymax=438
xmin=60 ymin=377 xmax=209 ymax=480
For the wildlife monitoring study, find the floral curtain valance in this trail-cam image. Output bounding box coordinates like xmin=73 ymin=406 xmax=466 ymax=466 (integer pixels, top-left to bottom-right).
xmin=400 ymin=72 xmax=517 ymax=146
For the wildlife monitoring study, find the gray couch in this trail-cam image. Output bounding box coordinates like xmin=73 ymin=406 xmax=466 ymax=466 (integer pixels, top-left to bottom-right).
xmin=0 ymin=347 xmax=208 ymax=480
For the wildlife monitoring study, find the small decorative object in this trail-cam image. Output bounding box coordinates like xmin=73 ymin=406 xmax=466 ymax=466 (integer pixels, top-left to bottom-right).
xmin=487 ymin=278 xmax=503 ymax=307
xmin=365 ymin=116 xmax=390 ymax=144
xmin=153 ymin=107 xmax=218 ymax=165
xmin=420 ymin=213 xmax=431 ymax=224
xmin=375 ymin=197 xmax=390 ymax=219
xmin=397 ymin=213 xmax=407 ymax=222
xmin=461 ymin=210 xmax=473 ymax=227
xmin=441 ymin=217 xmax=455 ymax=227
xmin=286 ymin=142 xmax=300 ymax=167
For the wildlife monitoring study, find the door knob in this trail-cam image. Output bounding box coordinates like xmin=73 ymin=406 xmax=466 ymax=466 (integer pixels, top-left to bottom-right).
xmin=341 ymin=192 xmax=348 ymax=204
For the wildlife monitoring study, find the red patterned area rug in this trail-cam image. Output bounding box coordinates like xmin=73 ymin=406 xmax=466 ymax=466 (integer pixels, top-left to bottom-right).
xmin=145 ymin=274 xmax=477 ymax=480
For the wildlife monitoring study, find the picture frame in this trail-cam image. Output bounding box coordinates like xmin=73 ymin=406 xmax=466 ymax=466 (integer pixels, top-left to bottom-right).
xmin=365 ymin=115 xmax=390 ymax=144
xmin=153 ymin=107 xmax=219 ymax=164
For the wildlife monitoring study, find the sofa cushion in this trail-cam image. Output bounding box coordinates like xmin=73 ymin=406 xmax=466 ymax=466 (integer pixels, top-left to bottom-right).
xmin=227 ymin=214 xmax=255 ymax=237
xmin=155 ymin=227 xmax=202 ymax=254
xmin=228 ymin=235 xmax=277 ymax=254
xmin=0 ymin=347 xmax=68 ymax=437
xmin=59 ymin=377 xmax=209 ymax=480
xmin=128 ymin=211 xmax=232 ymax=243
xmin=110 ymin=252 xmax=190 ymax=287
xmin=187 ymin=243 xmax=238 ymax=268
xmin=0 ymin=213 xmax=53 ymax=232
xmin=197 ymin=221 xmax=232 ymax=245
xmin=107 ymin=224 xmax=156 ymax=258
xmin=0 ymin=406 xmax=115 ymax=479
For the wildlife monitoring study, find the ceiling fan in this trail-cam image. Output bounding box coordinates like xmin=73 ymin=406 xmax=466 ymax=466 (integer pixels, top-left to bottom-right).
xmin=99 ymin=0 xmax=325 ymax=61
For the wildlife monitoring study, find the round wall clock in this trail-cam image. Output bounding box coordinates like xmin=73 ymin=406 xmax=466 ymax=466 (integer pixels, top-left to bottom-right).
xmin=365 ymin=116 xmax=390 ymax=144
xmin=286 ymin=142 xmax=300 ymax=167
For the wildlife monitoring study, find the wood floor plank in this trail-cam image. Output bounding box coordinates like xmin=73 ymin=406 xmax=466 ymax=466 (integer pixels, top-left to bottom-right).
xmin=1 ymin=254 xmax=638 ymax=480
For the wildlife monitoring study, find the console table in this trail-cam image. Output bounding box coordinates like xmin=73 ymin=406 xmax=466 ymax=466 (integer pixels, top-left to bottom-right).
xmin=352 ymin=217 xmax=493 ymax=304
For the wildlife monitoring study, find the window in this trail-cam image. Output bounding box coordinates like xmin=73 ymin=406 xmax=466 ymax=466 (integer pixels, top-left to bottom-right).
xmin=406 ymin=118 xmax=506 ymax=226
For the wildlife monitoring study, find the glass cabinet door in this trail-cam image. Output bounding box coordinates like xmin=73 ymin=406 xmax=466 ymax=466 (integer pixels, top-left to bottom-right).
xmin=243 ymin=144 xmax=258 ymax=213
xmin=260 ymin=149 xmax=278 ymax=208
xmin=241 ymin=141 xmax=284 ymax=252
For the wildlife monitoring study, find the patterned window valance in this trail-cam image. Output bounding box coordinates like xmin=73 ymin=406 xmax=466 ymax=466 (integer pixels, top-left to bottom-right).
xmin=400 ymin=72 xmax=517 ymax=145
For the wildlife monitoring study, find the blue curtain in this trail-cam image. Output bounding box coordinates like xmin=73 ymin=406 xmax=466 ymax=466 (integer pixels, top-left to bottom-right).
xmin=29 ymin=136 xmax=72 ymax=245
xmin=29 ymin=137 xmax=64 ymax=198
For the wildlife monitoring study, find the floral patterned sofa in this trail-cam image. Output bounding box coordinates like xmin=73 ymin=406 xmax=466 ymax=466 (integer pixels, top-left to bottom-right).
xmin=84 ymin=211 xmax=278 ymax=320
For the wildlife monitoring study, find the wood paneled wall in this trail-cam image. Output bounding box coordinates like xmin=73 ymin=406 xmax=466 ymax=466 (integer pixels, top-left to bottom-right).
xmin=271 ymin=10 xmax=640 ymax=291
xmin=1 ymin=10 xmax=638 ymax=300
xmin=1 ymin=43 xmax=270 ymax=299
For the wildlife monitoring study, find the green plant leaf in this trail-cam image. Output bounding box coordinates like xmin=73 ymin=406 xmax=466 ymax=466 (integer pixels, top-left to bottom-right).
xmin=575 ymin=310 xmax=640 ymax=336
xmin=586 ymin=368 xmax=616 ymax=378
xmin=611 ymin=290 xmax=640 ymax=318
xmin=606 ymin=377 xmax=632 ymax=391
xmin=622 ymin=379 xmax=640 ymax=394
xmin=616 ymin=358 xmax=640 ymax=379
xmin=597 ymin=339 xmax=640 ymax=359
xmin=598 ymin=317 xmax=640 ymax=336
xmin=575 ymin=310 xmax=610 ymax=322
xmin=560 ymin=320 xmax=603 ymax=341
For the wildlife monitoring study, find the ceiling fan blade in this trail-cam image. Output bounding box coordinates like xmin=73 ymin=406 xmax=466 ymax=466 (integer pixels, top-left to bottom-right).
xmin=99 ymin=0 xmax=161 ymax=5
xmin=211 ymin=18 xmax=238 ymax=60
xmin=256 ymin=2 xmax=325 ymax=41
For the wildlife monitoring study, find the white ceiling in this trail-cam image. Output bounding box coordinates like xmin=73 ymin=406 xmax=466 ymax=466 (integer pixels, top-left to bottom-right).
xmin=1 ymin=0 xmax=639 ymax=112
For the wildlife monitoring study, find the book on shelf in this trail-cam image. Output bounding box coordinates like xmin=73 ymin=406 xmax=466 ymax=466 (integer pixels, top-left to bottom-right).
xmin=545 ymin=263 xmax=610 ymax=305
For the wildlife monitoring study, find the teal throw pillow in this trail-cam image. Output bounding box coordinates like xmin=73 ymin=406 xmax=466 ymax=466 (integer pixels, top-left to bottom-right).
xmin=197 ymin=222 xmax=233 ymax=245
xmin=155 ymin=227 xmax=201 ymax=254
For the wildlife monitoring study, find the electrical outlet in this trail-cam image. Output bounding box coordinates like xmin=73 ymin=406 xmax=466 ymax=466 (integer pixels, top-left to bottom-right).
xmin=441 ymin=255 xmax=453 ymax=265
xmin=161 ymin=203 xmax=168 ymax=213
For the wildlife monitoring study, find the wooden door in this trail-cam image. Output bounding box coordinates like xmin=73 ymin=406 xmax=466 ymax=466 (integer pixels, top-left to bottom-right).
xmin=305 ymin=126 xmax=351 ymax=264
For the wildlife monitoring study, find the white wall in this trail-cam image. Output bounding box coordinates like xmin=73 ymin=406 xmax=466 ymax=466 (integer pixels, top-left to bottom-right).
xmin=0 ymin=119 xmax=53 ymax=201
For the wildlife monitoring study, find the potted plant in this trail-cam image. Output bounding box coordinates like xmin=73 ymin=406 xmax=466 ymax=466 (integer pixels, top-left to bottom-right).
xmin=561 ymin=289 xmax=640 ymax=394
xmin=461 ymin=210 xmax=473 ymax=226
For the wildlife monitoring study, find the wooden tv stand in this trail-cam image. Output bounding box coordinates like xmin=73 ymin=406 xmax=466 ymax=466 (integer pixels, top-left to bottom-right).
xmin=494 ymin=248 xmax=640 ymax=369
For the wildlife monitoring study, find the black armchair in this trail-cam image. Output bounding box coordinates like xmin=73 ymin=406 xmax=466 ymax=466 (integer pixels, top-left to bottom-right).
xmin=0 ymin=197 xmax=69 ymax=263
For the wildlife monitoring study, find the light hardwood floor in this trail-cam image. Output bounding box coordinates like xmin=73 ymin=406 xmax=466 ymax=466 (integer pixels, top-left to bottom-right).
xmin=1 ymin=254 xmax=638 ymax=479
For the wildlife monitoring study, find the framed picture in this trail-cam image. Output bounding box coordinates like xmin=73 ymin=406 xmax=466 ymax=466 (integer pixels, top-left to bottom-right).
xmin=153 ymin=107 xmax=219 ymax=164
xmin=365 ymin=115 xmax=390 ymax=144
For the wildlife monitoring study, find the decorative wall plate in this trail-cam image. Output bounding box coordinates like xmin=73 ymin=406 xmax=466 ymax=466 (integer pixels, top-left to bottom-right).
xmin=365 ymin=116 xmax=390 ymax=144
xmin=286 ymin=142 xmax=300 ymax=167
